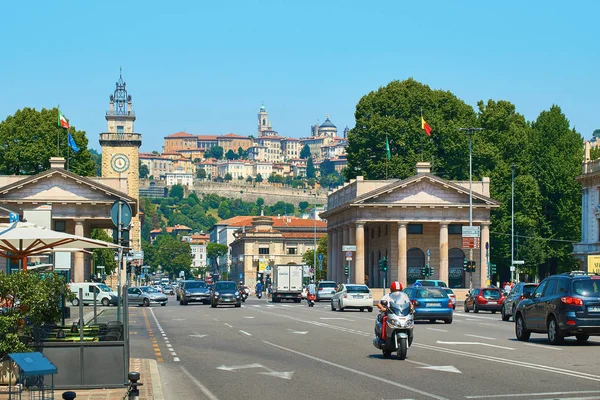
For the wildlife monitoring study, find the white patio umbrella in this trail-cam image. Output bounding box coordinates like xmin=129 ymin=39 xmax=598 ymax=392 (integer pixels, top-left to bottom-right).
xmin=0 ymin=221 xmax=121 ymax=271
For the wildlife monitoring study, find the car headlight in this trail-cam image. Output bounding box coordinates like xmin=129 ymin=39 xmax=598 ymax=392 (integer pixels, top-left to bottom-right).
xmin=184 ymin=291 xmax=190 ymax=295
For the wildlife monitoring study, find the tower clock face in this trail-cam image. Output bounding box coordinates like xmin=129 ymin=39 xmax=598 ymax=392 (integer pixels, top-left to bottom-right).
xmin=111 ymin=154 xmax=130 ymax=173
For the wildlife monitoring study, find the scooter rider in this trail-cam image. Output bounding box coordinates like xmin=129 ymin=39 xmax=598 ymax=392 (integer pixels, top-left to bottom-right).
xmin=376 ymin=281 xmax=412 ymax=341
xmin=255 ymin=281 xmax=263 ymax=297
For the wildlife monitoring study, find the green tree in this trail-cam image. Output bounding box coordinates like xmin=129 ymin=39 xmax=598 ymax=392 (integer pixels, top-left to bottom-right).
xmin=147 ymin=234 xmax=192 ymax=277
xmin=218 ymin=201 xmax=232 ymax=219
xmin=299 ymin=201 xmax=309 ymax=212
xmin=169 ymin=184 xmax=184 ymax=200
xmin=207 ymin=243 xmax=228 ymax=273
xmin=255 ymin=173 xmax=263 ymax=183
xmin=89 ymin=148 xmax=102 ymax=176
xmin=226 ymin=149 xmax=238 ymax=160
xmin=207 ymin=146 xmax=224 ymax=160
xmin=197 ymin=168 xmax=206 ymax=180
xmin=139 ymin=162 xmax=149 ymax=179
xmin=306 ymin=158 xmax=316 ymax=178
xmin=237 ymin=147 xmax=246 ymax=159
xmin=0 ymin=107 xmax=96 ymax=176
xmin=224 ymin=173 xmax=232 ymax=182
xmin=300 ymin=144 xmax=311 ymax=159
xmin=319 ymin=159 xmax=335 ymax=176
xmin=256 ymin=197 xmax=264 ymax=208
xmin=301 ymin=235 xmax=328 ymax=280
xmin=91 ymin=228 xmax=118 ymax=275
xmin=246 ymin=175 xmax=253 ymax=183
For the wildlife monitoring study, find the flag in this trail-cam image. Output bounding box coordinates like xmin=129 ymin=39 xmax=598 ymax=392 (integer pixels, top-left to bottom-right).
xmin=67 ymin=132 xmax=79 ymax=152
xmin=58 ymin=110 xmax=70 ymax=129
xmin=421 ymin=117 xmax=432 ymax=136
xmin=385 ymin=135 xmax=391 ymax=160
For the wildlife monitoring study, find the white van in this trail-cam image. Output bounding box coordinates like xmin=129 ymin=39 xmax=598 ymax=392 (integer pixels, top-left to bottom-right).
xmin=69 ymin=283 xmax=118 ymax=306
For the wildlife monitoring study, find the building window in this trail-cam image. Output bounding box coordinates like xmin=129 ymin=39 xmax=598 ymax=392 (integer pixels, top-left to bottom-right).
xmin=378 ymin=226 xmax=381 ymax=237
xmin=448 ymin=224 xmax=462 ymax=235
xmin=385 ymin=224 xmax=389 ymax=236
xmin=259 ymin=247 xmax=270 ymax=255
xmin=55 ymin=221 xmax=66 ymax=232
xmin=371 ymin=228 xmax=374 ymax=239
xmin=287 ymin=248 xmax=297 ymax=255
xmin=407 ymin=224 xmax=423 ymax=234
xmin=117 ymin=125 xmax=124 ymax=133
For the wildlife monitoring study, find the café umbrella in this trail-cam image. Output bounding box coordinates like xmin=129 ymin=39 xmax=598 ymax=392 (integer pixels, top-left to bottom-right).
xmin=0 ymin=222 xmax=121 ymax=271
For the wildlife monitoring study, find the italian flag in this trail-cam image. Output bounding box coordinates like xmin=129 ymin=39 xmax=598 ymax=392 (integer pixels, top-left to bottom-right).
xmin=58 ymin=110 xmax=70 ymax=129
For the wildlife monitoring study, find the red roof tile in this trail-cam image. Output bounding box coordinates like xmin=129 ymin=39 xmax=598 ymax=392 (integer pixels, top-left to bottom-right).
xmin=218 ymin=216 xmax=326 ymax=228
xmin=165 ymin=131 xmax=194 ymax=138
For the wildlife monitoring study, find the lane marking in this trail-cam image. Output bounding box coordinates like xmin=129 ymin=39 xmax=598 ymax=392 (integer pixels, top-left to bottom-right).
xmin=171 ymin=352 xmax=177 ymax=356
xmin=465 ymin=334 xmax=496 ymax=340
xmin=426 ymin=328 xmax=448 ymax=333
xmin=244 ymin=316 xmax=255 ymax=319
xmin=263 ymin=340 xmax=448 ymax=400
xmin=522 ymin=343 xmax=562 ymax=351
xmin=239 ymin=330 xmax=252 ymax=336
xmin=180 ymin=366 xmax=220 ymax=400
xmin=143 ymin=308 xmax=163 ymax=363
xmin=465 ymin=390 xmax=600 ymax=399
xmin=436 ymin=341 xmax=514 ymax=350
xmin=224 ymin=323 xmax=233 ymax=328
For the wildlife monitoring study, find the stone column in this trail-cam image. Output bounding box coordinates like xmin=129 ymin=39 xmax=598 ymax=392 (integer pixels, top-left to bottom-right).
xmin=342 ymin=225 xmax=349 ymax=282
xmin=439 ymin=223 xmax=449 ymax=285
xmin=73 ymin=219 xmax=85 ymax=282
xmin=480 ymin=223 xmax=490 ymax=288
xmin=397 ymin=223 xmax=407 ymax=288
xmin=350 ymin=224 xmax=356 ymax=281
xmin=328 ymin=229 xmax=336 ymax=282
xmin=355 ymin=222 xmax=365 ymax=284
xmin=336 ymin=227 xmax=343 ymax=282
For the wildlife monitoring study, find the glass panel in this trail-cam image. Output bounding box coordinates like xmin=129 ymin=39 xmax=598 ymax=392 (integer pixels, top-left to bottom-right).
xmin=407 ymin=224 xmax=423 ymax=234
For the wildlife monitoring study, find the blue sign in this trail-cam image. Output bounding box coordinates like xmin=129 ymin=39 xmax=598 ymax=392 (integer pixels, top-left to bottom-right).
xmin=413 ymin=282 xmax=422 ymax=287
xmin=427 ymin=249 xmax=431 ymax=257
xmin=318 ymin=253 xmax=324 ymax=262
xmin=266 ymin=266 xmax=271 ymax=271
xmin=9 ymin=213 xmax=18 ymax=223
xmin=239 ymin=273 xmax=243 ymax=279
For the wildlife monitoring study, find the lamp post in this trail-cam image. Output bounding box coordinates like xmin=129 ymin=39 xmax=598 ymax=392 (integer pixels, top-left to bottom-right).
xmin=458 ymin=127 xmax=484 ymax=290
xmin=239 ymin=255 xmax=244 ymax=283
xmin=511 ymin=164 xmax=515 ymax=283
xmin=313 ymin=193 xmax=317 ymax=282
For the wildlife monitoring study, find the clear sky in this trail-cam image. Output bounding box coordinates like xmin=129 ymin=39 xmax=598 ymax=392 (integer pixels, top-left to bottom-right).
xmin=1 ymin=0 xmax=598 ymax=153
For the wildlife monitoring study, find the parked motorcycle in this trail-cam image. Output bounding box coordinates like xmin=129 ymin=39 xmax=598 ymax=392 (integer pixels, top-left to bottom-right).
xmin=372 ymin=292 xmax=414 ymax=360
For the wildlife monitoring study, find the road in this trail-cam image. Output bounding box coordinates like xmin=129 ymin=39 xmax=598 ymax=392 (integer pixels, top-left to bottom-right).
xmin=129 ymin=295 xmax=600 ymax=400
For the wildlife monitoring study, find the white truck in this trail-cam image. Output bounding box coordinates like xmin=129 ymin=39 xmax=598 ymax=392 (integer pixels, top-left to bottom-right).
xmin=272 ymin=264 xmax=304 ymax=303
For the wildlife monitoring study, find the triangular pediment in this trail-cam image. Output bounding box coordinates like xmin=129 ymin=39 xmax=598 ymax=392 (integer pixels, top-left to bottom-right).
xmin=0 ymin=169 xmax=135 ymax=205
xmin=355 ymin=174 xmax=499 ymax=207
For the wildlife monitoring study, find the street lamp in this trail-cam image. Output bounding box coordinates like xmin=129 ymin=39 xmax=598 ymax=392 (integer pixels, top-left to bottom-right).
xmin=458 ymin=127 xmax=484 ymax=290
xmin=511 ymin=164 xmax=515 ymax=283
xmin=313 ymin=193 xmax=317 ymax=282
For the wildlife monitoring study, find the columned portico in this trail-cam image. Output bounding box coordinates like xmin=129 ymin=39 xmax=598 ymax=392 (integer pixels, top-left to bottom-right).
xmin=397 ymin=223 xmax=407 ymax=286
xmin=354 ymin=222 xmax=365 ymax=284
xmin=439 ymin=223 xmax=449 ymax=285
xmin=73 ymin=219 xmax=86 ymax=283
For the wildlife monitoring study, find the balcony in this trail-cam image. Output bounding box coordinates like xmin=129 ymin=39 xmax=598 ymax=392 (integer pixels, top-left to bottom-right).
xmin=99 ymin=132 xmax=142 ymax=145
xmin=583 ymin=159 xmax=600 ymax=175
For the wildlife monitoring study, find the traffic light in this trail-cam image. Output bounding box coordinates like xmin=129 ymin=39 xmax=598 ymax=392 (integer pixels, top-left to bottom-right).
xmin=378 ymin=259 xmax=384 ymax=272
xmin=463 ymin=257 xmax=467 ymax=270
xmin=430 ymin=266 xmax=435 ymax=276
xmin=344 ymin=265 xmax=350 ymax=276
xmin=420 ymin=267 xmax=426 ymax=276
xmin=382 ymin=257 xmax=388 ymax=272
xmin=112 ymin=228 xmax=131 ymax=248
xmin=471 ymin=261 xmax=476 ymax=272
xmin=490 ymin=264 xmax=497 ymax=274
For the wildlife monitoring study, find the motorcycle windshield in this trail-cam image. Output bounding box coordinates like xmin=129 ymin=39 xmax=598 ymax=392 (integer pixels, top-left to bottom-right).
xmin=388 ymin=292 xmax=411 ymax=316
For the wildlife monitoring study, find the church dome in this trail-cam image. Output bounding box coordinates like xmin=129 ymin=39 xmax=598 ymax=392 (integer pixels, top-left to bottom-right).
xmin=320 ymin=117 xmax=336 ymax=129
xmin=260 ymin=104 xmax=266 ymax=112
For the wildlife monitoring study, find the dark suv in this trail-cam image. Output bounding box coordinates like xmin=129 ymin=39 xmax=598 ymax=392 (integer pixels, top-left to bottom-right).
xmin=515 ymin=272 xmax=600 ymax=344
xmin=501 ymin=282 xmax=538 ymax=321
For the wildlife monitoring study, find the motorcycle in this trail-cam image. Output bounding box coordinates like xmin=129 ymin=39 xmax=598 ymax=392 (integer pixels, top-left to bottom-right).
xmin=307 ymin=293 xmax=316 ymax=307
xmin=256 ymin=290 xmax=262 ymax=299
xmin=372 ymin=292 xmax=414 ymax=360
xmin=240 ymin=287 xmax=249 ymax=302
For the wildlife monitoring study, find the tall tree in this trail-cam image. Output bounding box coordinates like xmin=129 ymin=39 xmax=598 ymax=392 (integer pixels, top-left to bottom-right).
xmin=306 ymin=158 xmax=315 ymax=178
xmin=319 ymin=159 xmax=335 ymax=176
xmin=0 ymin=107 xmax=96 ymax=176
xmin=207 ymin=243 xmax=228 ymax=274
xmin=300 ymin=144 xmax=311 ymax=159
xmin=89 ymin=148 xmax=102 ymax=176
xmin=139 ymin=162 xmax=149 ymax=179
xmin=169 ymin=184 xmax=184 ymax=200
xmin=225 ymin=149 xmax=238 ymax=160
xmin=208 ymin=146 xmax=224 ymax=160
xmin=91 ymin=229 xmax=118 ymax=275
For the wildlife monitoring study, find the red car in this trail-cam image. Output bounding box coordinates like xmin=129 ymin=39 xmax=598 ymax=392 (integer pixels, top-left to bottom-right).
xmin=464 ymin=287 xmax=504 ymax=313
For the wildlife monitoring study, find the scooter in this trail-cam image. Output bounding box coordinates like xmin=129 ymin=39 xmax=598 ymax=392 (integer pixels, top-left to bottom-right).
xmin=372 ymin=296 xmax=414 ymax=360
xmin=256 ymin=291 xmax=262 ymax=299
xmin=307 ymin=293 xmax=316 ymax=307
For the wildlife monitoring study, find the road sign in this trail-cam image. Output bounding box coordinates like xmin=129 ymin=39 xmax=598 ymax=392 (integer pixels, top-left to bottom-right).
xmin=346 ymin=257 xmax=352 ymax=261
xmin=427 ymin=249 xmax=431 ymax=257
xmin=266 ymin=266 xmax=271 ymax=271
xmin=342 ymin=245 xmax=356 ymax=252
xmin=510 ymin=266 xmax=516 ymax=272
xmin=345 ymin=251 xmax=353 ymax=258
xmin=133 ymin=251 xmax=144 ymax=260
xmin=462 ymin=237 xmax=481 ymax=249
xmin=318 ymin=253 xmax=324 ymax=262
xmin=110 ymin=200 xmax=132 ymax=228
xmin=513 ymin=260 xmax=525 ymax=265
xmin=239 ymin=273 xmax=243 ymax=279
xmin=462 ymin=226 xmax=480 ymax=238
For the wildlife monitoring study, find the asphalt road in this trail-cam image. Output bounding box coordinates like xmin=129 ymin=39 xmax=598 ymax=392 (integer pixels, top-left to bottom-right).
xmin=129 ymin=295 xmax=600 ymax=400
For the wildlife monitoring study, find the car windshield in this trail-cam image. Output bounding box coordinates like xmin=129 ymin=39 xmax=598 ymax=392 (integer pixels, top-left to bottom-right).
xmin=523 ymin=285 xmax=537 ymax=295
xmin=97 ymin=284 xmax=112 ymax=292
xmin=319 ymin=282 xmax=337 ymax=288
xmin=416 ymin=288 xmax=446 ymax=298
xmin=346 ymin=285 xmax=369 ymax=293
xmin=573 ymin=280 xmax=600 ymax=296
xmin=443 ymin=288 xmax=454 ymax=295
xmin=141 ymin=287 xmax=159 ymax=293
xmin=388 ymin=292 xmax=411 ymax=315
xmin=184 ymin=282 xmax=206 ymax=289
xmin=215 ymin=282 xmax=237 ymax=291
xmin=481 ymin=289 xmax=501 ymax=299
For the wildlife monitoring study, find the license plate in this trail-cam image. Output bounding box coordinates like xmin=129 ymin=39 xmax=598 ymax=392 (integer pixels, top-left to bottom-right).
xmin=426 ymin=303 xmax=441 ymax=307
xmin=488 ymin=301 xmax=497 ymax=305
xmin=224 ymin=298 xmax=233 ymax=301
xmin=589 ymin=306 xmax=600 ymax=312
xmin=354 ymin=295 xmax=363 ymax=299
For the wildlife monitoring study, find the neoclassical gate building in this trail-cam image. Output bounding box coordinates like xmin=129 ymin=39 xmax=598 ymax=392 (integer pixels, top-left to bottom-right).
xmin=321 ymin=163 xmax=500 ymax=289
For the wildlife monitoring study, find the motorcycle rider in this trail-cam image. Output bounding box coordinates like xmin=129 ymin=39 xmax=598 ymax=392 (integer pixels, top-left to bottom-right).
xmin=376 ymin=281 xmax=412 ymax=342
xmin=255 ymin=281 xmax=263 ymax=297
xmin=306 ymin=280 xmax=316 ymax=306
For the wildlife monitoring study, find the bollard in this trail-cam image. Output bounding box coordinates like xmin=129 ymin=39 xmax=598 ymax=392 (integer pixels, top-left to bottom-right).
xmin=62 ymin=391 xmax=76 ymax=400
xmin=127 ymin=371 xmax=143 ymax=400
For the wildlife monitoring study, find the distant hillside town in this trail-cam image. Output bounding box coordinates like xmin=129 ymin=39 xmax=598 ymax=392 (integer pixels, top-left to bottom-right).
xmin=139 ymin=105 xmax=348 ymax=185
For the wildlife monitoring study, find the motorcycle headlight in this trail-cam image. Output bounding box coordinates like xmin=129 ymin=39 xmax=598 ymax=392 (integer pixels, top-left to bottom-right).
xmin=214 ymin=291 xmax=219 ymax=296
xmin=235 ymin=291 xmax=240 ymax=296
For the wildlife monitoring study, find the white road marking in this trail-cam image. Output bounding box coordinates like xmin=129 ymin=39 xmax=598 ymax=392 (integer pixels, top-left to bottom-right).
xmin=239 ymin=330 xmax=252 ymax=336
xmin=465 ymin=334 xmax=496 ymax=340
xmin=172 ymin=318 xmax=186 ymax=321
xmin=266 ymin=304 xmax=275 ymax=307
xmin=244 ymin=316 xmax=255 ymax=319
xmin=426 ymin=328 xmax=448 ymax=333
xmin=224 ymin=323 xmax=233 ymax=328
xmin=436 ymin=341 xmax=514 ymax=350
xmin=287 ymin=329 xmax=308 ymax=334
xmin=189 ymin=332 xmax=208 ymax=338
xmin=180 ymin=366 xmax=219 ymax=400
xmin=522 ymin=343 xmax=562 ymax=351
xmin=171 ymin=352 xmax=177 ymax=356
xmin=465 ymin=390 xmax=600 ymax=399
xmin=173 ymin=357 xmax=180 ymax=362
xmin=217 ymin=363 xmax=294 ymax=380
xmin=263 ymin=341 xmax=448 ymax=399
xmin=456 ymin=314 xmax=499 ymax=321
xmin=320 ymin=317 xmax=354 ymax=321
xmin=418 ymin=365 xmax=461 ymax=373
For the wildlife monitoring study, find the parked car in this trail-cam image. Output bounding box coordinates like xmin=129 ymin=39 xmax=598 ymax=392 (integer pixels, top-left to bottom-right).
xmin=515 ymin=272 xmax=600 ymax=344
xmin=501 ymin=282 xmax=538 ymax=321
xmin=464 ymin=287 xmax=504 ymax=313
xmin=442 ymin=288 xmax=456 ymax=310
xmin=415 ymin=280 xmax=448 ymax=288
xmin=316 ymin=281 xmax=337 ymax=302
xmin=127 ymin=286 xmax=168 ymax=307
xmin=330 ymin=284 xmax=373 ymax=312
xmin=210 ymin=281 xmax=241 ymax=308
xmin=404 ymin=286 xmax=453 ymax=323
xmin=180 ymin=280 xmax=211 ymax=305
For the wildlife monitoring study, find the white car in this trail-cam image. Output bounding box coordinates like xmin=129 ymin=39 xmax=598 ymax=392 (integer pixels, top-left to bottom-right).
xmin=443 ymin=288 xmax=456 ymax=310
xmin=330 ymin=284 xmax=373 ymax=312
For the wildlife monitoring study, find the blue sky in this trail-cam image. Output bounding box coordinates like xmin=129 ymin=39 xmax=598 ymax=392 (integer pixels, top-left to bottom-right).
xmin=1 ymin=0 xmax=598 ymax=153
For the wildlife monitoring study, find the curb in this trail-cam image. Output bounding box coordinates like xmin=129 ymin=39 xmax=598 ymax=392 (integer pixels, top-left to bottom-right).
xmin=148 ymin=359 xmax=164 ymax=400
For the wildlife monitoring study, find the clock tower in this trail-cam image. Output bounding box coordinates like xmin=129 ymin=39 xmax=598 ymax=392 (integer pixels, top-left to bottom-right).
xmin=99 ymin=70 xmax=142 ymax=250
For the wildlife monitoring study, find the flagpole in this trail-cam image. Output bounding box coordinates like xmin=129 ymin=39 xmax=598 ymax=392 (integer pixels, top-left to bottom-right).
xmin=385 ymin=132 xmax=388 ymax=180
xmin=57 ymin=106 xmax=60 ymax=157
xmin=67 ymin=131 xmax=70 ymax=171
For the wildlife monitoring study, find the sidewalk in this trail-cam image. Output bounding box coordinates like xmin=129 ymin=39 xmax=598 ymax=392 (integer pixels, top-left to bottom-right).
xmin=57 ymin=358 xmax=164 ymax=400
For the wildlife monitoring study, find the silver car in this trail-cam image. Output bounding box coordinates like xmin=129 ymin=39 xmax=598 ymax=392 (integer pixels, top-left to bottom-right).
xmin=127 ymin=286 xmax=168 ymax=307
xmin=316 ymin=281 xmax=338 ymax=302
